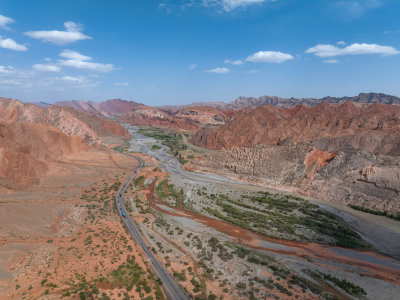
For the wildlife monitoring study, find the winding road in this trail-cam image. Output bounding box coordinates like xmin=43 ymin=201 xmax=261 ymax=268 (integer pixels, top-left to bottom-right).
xmin=115 ymin=140 xmax=188 ymax=300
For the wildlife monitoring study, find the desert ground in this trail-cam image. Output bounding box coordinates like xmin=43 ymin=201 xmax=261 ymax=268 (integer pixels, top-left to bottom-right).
xmin=1 ymin=124 xmax=400 ymax=300
xmin=117 ymin=125 xmax=400 ymax=300
xmin=0 ymin=147 xmax=165 ymax=299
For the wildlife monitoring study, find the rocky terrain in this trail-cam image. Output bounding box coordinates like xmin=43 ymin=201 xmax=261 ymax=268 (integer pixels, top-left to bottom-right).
xmin=0 ymin=98 xmax=130 ymax=146
xmin=191 ymin=102 xmax=400 ymax=213
xmin=0 ymin=121 xmax=89 ymax=188
xmin=120 ymin=105 xmax=235 ymax=131
xmin=0 ymin=99 xmax=159 ymax=300
xmin=163 ymin=93 xmax=400 ymax=111
xmin=0 ymin=98 xmax=130 ymax=189
xmin=55 ymin=98 xmax=143 ymax=117
xmin=215 ymin=92 xmax=400 ymax=110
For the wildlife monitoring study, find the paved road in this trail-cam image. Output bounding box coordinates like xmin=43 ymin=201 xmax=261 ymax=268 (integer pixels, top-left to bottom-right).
xmin=115 ymin=140 xmax=188 ymax=300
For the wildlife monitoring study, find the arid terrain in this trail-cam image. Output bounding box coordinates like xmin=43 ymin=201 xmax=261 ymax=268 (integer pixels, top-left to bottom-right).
xmin=191 ymin=101 xmax=400 ymax=214
xmin=1 ymin=94 xmax=400 ymax=300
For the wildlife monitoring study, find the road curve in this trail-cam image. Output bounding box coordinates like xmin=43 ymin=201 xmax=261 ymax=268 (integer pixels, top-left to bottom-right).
xmin=115 ymin=140 xmax=189 ymax=300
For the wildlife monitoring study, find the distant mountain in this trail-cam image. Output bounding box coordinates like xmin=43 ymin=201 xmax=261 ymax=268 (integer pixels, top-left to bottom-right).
xmin=192 ymin=101 xmax=400 ymax=155
xmin=54 ymin=98 xmax=143 ymax=117
xmin=26 ymin=101 xmax=51 ymax=108
xmin=120 ymin=105 xmax=236 ymax=131
xmin=226 ymin=93 xmax=400 ymax=109
xmin=160 ymin=93 xmax=400 ymax=111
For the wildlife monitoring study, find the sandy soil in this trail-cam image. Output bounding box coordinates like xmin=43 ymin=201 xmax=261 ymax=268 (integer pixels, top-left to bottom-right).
xmin=0 ymin=148 xmax=165 ymax=299
xmin=124 ymin=125 xmax=400 ymax=300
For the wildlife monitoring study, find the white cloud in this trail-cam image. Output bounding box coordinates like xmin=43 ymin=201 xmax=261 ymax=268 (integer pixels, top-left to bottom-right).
xmin=224 ymin=59 xmax=243 ymax=65
xmin=306 ymin=43 xmax=400 ymax=57
xmin=245 ymin=50 xmax=294 ymax=63
xmin=206 ymin=67 xmax=230 ymax=74
xmin=0 ymin=65 xmax=15 ymax=74
xmin=220 ymin=0 xmax=269 ymax=11
xmin=0 ymin=37 xmax=27 ymax=51
xmin=0 ymin=14 xmax=15 ymax=30
xmin=61 ymin=75 xmax=87 ymax=83
xmin=337 ymin=41 xmax=346 ymax=45
xmin=33 ymin=64 xmax=61 ymax=72
xmin=24 ymin=21 xmax=92 ymax=45
xmin=114 ymin=82 xmax=129 ymax=86
xmin=202 ymin=0 xmax=274 ymax=11
xmin=189 ymin=64 xmax=198 ymax=70
xmin=323 ymin=59 xmax=339 ymax=64
xmin=58 ymin=50 xmax=115 ymax=72
xmin=59 ymin=49 xmax=91 ymax=61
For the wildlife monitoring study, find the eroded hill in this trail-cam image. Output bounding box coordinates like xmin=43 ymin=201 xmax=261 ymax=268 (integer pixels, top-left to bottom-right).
xmin=191 ymin=102 xmax=400 ymax=213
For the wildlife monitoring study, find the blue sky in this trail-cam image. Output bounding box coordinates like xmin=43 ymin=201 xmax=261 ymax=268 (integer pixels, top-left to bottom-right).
xmin=0 ymin=0 xmax=399 ymax=105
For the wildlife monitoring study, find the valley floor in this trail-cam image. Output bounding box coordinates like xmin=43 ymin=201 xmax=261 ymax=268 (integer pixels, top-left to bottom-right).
xmin=121 ymin=125 xmax=400 ymax=300
xmin=1 ymin=125 xmax=399 ymax=299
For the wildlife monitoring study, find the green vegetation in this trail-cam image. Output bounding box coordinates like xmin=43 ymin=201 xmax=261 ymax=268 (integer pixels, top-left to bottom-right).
xmin=155 ymin=179 xmax=183 ymax=207
xmin=151 ymin=144 xmax=162 ymax=150
xmin=203 ymin=192 xmax=369 ymax=248
xmin=349 ymin=205 xmax=400 ymax=221
xmin=226 ymin=243 xmax=272 ymax=266
xmin=62 ymin=256 xmax=163 ymax=299
xmin=308 ymin=270 xmax=367 ymax=296
xmin=139 ymin=127 xmax=188 ymax=164
xmin=134 ymin=176 xmax=145 ymax=190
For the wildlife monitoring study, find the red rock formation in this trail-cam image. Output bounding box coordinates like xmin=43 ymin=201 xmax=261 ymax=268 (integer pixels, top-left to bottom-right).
xmin=305 ymin=148 xmax=338 ymax=168
xmin=0 ymin=121 xmax=89 ymax=186
xmin=174 ymin=106 xmax=229 ymax=126
xmin=119 ymin=106 xmax=200 ymax=131
xmin=192 ymin=102 xmax=400 ymax=155
xmin=0 ymin=98 xmax=130 ymax=145
xmin=55 ymin=98 xmax=143 ymax=117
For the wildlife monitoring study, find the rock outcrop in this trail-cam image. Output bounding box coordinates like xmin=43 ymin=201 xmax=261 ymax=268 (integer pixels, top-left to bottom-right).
xmin=120 ymin=105 xmax=236 ymax=131
xmin=192 ymin=102 xmax=400 ymax=156
xmin=54 ymin=98 xmax=143 ymax=117
xmin=225 ymin=92 xmax=400 ymax=109
xmin=0 ymin=121 xmax=89 ymax=186
xmin=191 ymin=101 xmax=400 ymax=213
xmin=0 ymin=98 xmax=130 ymax=187
xmin=0 ymin=98 xmax=130 ymax=145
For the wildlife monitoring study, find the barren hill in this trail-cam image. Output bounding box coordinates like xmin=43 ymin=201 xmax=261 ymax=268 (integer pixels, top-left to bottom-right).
xmin=0 ymin=98 xmax=131 ymax=188
xmin=120 ymin=105 xmax=236 ymax=131
xmin=191 ymin=102 xmax=400 ymax=213
xmin=55 ymin=98 xmax=143 ymax=117
xmin=0 ymin=121 xmax=89 ymax=187
xmin=0 ymin=98 xmax=130 ymax=145
xmin=192 ymin=102 xmax=400 ymax=156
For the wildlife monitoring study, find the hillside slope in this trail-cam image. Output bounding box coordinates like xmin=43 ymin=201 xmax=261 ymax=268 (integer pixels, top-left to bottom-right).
xmin=0 ymin=98 xmax=130 ymax=145
xmin=191 ymin=102 xmax=400 ymax=213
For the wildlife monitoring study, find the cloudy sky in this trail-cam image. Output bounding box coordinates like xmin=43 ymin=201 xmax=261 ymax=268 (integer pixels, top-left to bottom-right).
xmin=0 ymin=0 xmax=399 ymax=105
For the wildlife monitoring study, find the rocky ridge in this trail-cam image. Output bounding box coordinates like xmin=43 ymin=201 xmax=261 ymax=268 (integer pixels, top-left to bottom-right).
xmin=0 ymin=98 xmax=130 ymax=187
xmin=0 ymin=98 xmax=130 ymax=145
xmin=191 ymin=101 xmax=400 ymax=213
xmin=54 ymin=98 xmax=143 ymax=117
